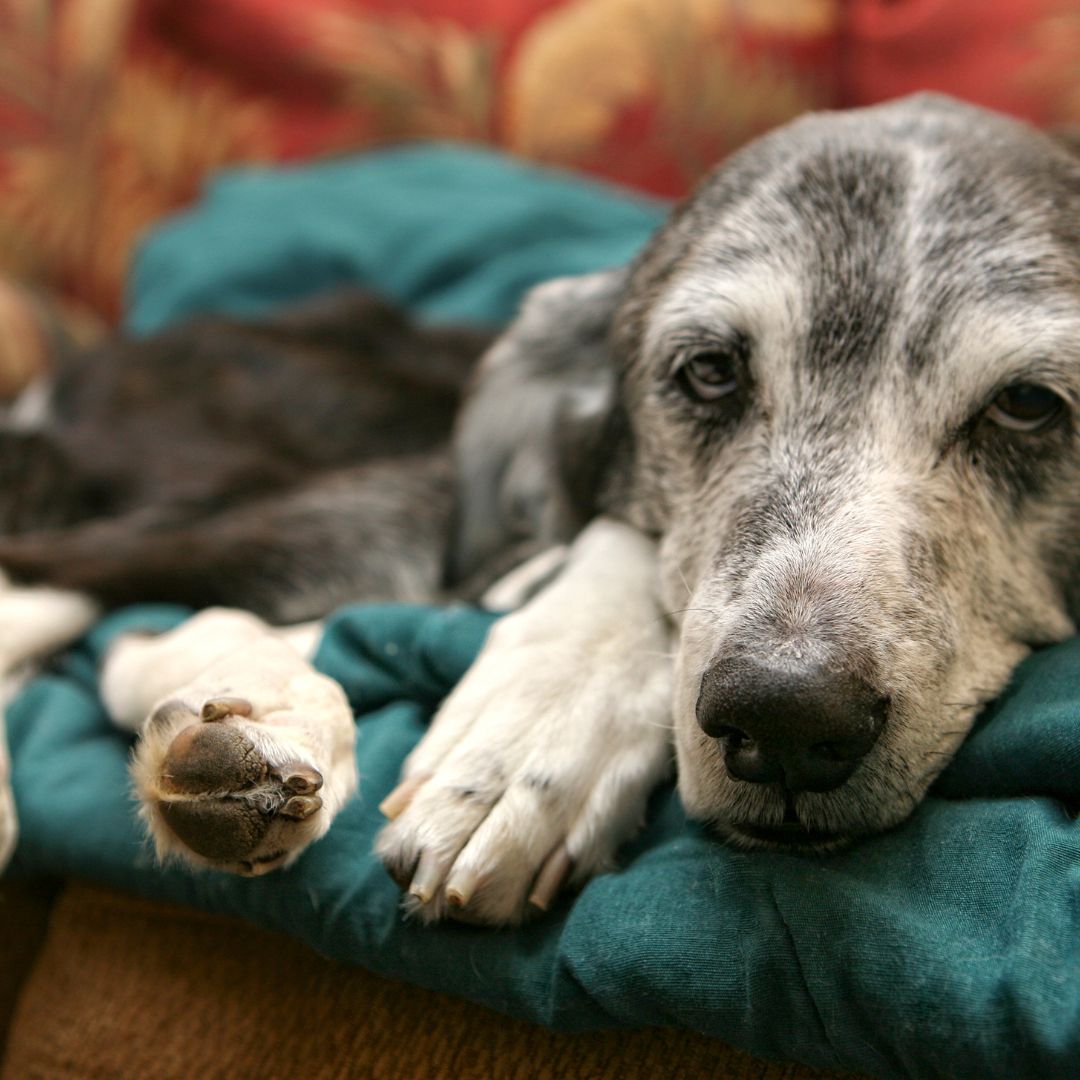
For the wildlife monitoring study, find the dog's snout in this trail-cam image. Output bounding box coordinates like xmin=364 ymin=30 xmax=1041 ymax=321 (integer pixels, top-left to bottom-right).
xmin=696 ymin=654 xmax=888 ymax=793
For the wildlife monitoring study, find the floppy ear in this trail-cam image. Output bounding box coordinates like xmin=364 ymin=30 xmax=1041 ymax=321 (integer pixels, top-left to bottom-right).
xmin=445 ymin=268 xmax=629 ymax=589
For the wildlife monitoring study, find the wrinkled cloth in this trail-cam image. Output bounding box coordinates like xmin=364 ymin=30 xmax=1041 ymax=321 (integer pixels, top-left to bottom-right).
xmin=9 ymin=604 xmax=1080 ymax=1080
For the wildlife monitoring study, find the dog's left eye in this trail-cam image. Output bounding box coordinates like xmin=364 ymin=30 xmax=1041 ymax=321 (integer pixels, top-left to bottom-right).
xmin=985 ymin=383 xmax=1065 ymax=432
xmin=677 ymin=350 xmax=741 ymax=402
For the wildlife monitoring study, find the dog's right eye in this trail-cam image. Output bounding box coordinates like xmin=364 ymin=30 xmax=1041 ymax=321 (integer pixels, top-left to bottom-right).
xmin=676 ymin=349 xmax=742 ymax=403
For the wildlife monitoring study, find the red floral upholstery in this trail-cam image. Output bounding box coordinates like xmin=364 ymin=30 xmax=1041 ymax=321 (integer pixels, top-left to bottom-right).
xmin=844 ymin=0 xmax=1077 ymax=125
xmin=0 ymin=0 xmax=1077 ymax=391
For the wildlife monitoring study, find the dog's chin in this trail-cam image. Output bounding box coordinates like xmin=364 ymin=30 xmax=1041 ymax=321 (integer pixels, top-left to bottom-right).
xmin=697 ymin=787 xmax=916 ymax=855
xmin=715 ymin=819 xmax=857 ymax=855
xmin=676 ymin=720 xmax=933 ymax=856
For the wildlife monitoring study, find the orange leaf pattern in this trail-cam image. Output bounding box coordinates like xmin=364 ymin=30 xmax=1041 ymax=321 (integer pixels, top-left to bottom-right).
xmin=0 ymin=0 xmax=1077 ymax=395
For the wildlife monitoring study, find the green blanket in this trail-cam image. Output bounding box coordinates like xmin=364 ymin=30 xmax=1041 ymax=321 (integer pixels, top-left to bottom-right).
xmin=9 ymin=147 xmax=1080 ymax=1080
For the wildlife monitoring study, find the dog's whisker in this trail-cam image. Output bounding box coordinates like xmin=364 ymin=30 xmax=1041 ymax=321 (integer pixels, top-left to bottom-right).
xmin=642 ymin=718 xmax=677 ymax=731
xmin=675 ymin=563 xmax=694 ymax=601
xmin=657 ymin=606 xmax=721 ymax=621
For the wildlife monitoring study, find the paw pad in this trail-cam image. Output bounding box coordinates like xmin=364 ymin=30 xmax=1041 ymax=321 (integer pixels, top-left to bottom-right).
xmin=160 ymin=724 xmax=268 ymax=794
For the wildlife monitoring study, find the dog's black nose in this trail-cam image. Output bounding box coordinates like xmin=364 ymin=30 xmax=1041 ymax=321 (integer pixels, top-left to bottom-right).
xmin=696 ymin=654 xmax=888 ymax=793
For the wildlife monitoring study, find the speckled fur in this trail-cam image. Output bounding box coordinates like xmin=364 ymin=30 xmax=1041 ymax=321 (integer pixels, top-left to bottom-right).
xmin=386 ymin=96 xmax=1080 ymax=922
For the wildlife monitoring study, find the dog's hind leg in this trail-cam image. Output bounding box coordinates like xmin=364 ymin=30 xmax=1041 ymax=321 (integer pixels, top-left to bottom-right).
xmin=100 ymin=608 xmax=356 ymax=875
xmin=0 ymin=453 xmax=455 ymax=624
xmin=0 ymin=429 xmax=101 ymax=534
xmin=0 ymin=579 xmax=101 ymax=868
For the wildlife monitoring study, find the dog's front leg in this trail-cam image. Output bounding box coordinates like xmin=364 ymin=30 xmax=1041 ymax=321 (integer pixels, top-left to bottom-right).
xmin=376 ymin=518 xmax=674 ymax=925
xmin=101 ymin=609 xmax=355 ymax=875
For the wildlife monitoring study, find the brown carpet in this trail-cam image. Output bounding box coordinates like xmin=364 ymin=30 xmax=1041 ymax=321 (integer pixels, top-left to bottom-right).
xmin=3 ymin=882 xmax=869 ymax=1080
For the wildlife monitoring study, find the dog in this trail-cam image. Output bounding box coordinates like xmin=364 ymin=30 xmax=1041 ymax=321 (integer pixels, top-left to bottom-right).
xmin=375 ymin=91 xmax=1080 ymax=921
xmin=4 ymin=94 xmax=1080 ymax=924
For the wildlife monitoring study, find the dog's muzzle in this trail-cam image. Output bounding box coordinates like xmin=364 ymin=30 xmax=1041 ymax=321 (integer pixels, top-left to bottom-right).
xmin=696 ymin=652 xmax=888 ymax=794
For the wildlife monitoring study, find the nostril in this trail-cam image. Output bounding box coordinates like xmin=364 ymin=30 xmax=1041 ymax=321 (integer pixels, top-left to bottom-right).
xmin=696 ymin=654 xmax=890 ymax=791
xmin=712 ymin=724 xmax=750 ymax=748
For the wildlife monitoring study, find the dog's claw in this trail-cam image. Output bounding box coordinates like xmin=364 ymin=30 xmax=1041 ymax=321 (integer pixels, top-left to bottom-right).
xmin=280 ymin=795 xmax=322 ymax=821
xmin=379 ymin=773 xmax=430 ymax=819
xmin=281 ymin=765 xmax=323 ymax=794
xmin=444 ymin=868 xmax=480 ymax=909
xmin=201 ymin=696 xmax=253 ymax=721
xmin=528 ymin=844 xmax=573 ymax=912
xmin=408 ymin=849 xmax=446 ymax=905
xmin=146 ymin=699 xmax=198 ymax=733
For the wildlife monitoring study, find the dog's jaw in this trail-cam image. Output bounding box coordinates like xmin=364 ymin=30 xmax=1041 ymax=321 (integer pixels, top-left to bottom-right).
xmin=669 ymin=568 xmax=1059 ymax=846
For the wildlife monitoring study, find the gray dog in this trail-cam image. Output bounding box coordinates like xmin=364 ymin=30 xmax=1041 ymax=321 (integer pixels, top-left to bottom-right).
xmin=5 ymin=94 xmax=1078 ymax=922
xmin=377 ymin=92 xmax=1080 ymax=921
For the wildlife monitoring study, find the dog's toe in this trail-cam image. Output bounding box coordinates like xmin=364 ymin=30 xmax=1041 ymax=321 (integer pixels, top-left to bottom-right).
xmin=146 ymin=698 xmax=198 ymax=733
xmin=200 ymin=696 xmax=253 ymax=721
xmin=280 ymin=765 xmax=323 ymax=795
xmin=376 ymin=756 xmax=639 ymax=925
xmin=280 ymin=794 xmax=322 ymax=820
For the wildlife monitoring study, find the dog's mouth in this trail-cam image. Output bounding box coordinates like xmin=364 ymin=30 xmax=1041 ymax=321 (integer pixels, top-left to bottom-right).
xmin=727 ymin=820 xmax=845 ymax=850
xmin=723 ymin=801 xmax=851 ymax=852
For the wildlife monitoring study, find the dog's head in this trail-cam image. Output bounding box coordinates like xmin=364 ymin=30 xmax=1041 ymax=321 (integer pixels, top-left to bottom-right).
xmin=458 ymin=94 xmax=1080 ymax=849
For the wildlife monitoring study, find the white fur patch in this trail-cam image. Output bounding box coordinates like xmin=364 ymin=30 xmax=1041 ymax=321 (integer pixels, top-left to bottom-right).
xmin=376 ymin=518 xmax=675 ymax=924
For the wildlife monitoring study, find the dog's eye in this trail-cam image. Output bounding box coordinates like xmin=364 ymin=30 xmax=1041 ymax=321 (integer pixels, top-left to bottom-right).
xmin=985 ymin=383 xmax=1064 ymax=432
xmin=677 ymin=350 xmax=741 ymax=402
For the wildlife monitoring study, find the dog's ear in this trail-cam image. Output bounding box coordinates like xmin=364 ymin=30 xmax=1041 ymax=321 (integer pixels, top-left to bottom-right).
xmin=445 ymin=268 xmax=629 ymax=590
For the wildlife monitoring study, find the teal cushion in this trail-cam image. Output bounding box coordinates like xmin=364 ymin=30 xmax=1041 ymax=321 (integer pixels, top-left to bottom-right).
xmin=8 ymin=145 xmax=1080 ymax=1078
xmin=9 ymin=604 xmax=1080 ymax=1080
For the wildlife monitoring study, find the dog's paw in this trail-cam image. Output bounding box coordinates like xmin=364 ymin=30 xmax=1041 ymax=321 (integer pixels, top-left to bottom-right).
xmin=118 ymin=621 xmax=357 ymax=876
xmin=375 ymin=614 xmax=673 ymax=925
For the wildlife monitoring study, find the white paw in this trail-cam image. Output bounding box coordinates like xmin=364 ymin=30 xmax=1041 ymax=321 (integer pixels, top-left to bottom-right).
xmin=106 ymin=611 xmax=357 ymax=876
xmin=376 ymin=608 xmax=674 ymax=925
xmin=0 ymin=582 xmax=99 ymax=672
